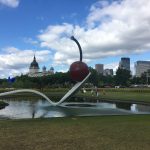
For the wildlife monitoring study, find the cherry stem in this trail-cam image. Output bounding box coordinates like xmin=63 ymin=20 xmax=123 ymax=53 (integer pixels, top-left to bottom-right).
xmin=70 ymin=36 xmax=82 ymax=62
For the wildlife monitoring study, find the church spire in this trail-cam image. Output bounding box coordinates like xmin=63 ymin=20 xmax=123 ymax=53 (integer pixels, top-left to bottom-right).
xmin=29 ymin=54 xmax=39 ymax=69
xmin=33 ymin=54 xmax=36 ymax=61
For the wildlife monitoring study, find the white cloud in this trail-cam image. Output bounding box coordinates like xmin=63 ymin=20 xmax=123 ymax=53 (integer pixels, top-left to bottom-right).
xmin=104 ymin=62 xmax=119 ymax=72
xmin=0 ymin=0 xmax=19 ymax=8
xmin=0 ymin=47 xmax=51 ymax=78
xmin=38 ymin=0 xmax=150 ymax=68
xmin=23 ymin=38 xmax=39 ymax=45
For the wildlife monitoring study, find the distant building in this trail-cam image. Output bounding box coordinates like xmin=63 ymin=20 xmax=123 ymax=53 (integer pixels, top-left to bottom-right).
xmin=27 ymin=55 xmax=54 ymax=77
xmin=103 ymin=69 xmax=113 ymax=76
xmin=29 ymin=55 xmax=40 ymax=74
xmin=135 ymin=61 xmax=150 ymax=77
xmin=119 ymin=57 xmax=130 ymax=71
xmin=95 ymin=64 xmax=104 ymax=74
xmin=42 ymin=66 xmax=47 ymax=73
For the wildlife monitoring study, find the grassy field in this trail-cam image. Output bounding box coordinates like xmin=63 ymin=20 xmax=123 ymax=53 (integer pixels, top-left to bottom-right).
xmin=92 ymin=88 xmax=150 ymax=104
xmin=82 ymin=90 xmax=150 ymax=104
xmin=0 ymin=115 xmax=150 ymax=150
xmin=99 ymin=91 xmax=150 ymax=102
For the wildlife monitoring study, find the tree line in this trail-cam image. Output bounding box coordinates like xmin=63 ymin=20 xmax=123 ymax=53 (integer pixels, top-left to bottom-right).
xmin=0 ymin=67 xmax=150 ymax=89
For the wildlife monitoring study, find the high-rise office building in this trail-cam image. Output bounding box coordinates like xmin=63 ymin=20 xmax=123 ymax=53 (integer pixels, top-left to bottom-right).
xmin=95 ymin=64 xmax=104 ymax=74
xmin=135 ymin=61 xmax=150 ymax=77
xmin=119 ymin=57 xmax=130 ymax=71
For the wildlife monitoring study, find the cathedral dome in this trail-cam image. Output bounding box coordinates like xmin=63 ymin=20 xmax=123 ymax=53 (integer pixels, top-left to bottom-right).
xmin=42 ymin=66 xmax=46 ymax=71
xmin=43 ymin=66 xmax=46 ymax=70
xmin=30 ymin=55 xmax=39 ymax=69
xmin=50 ymin=67 xmax=54 ymax=71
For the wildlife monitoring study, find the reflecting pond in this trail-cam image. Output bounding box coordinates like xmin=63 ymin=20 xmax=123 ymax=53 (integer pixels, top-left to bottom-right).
xmin=0 ymin=99 xmax=150 ymax=119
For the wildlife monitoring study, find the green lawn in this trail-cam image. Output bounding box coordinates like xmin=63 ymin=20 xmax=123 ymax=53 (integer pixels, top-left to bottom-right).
xmin=97 ymin=91 xmax=150 ymax=103
xmin=0 ymin=115 xmax=150 ymax=150
xmin=80 ymin=88 xmax=150 ymax=104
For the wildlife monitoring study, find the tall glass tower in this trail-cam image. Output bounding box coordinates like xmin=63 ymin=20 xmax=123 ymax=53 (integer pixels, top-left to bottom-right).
xmin=119 ymin=57 xmax=130 ymax=71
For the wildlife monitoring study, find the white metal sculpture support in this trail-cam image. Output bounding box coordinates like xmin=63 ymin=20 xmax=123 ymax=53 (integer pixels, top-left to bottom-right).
xmin=0 ymin=72 xmax=91 ymax=106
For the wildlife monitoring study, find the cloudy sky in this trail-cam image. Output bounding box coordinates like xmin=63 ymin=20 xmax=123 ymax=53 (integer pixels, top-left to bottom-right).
xmin=0 ymin=0 xmax=150 ymax=78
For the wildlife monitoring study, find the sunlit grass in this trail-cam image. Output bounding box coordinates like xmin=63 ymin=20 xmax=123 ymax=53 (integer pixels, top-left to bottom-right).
xmin=0 ymin=115 xmax=150 ymax=150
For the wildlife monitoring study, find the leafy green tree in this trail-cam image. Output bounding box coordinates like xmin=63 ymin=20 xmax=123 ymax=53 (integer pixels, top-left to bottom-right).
xmin=130 ymin=76 xmax=141 ymax=84
xmin=115 ymin=68 xmax=131 ymax=86
xmin=102 ymin=75 xmax=115 ymax=87
xmin=88 ymin=67 xmax=100 ymax=86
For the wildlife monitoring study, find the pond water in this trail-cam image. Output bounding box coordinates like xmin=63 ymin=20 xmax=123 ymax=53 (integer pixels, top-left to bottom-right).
xmin=0 ymin=99 xmax=150 ymax=119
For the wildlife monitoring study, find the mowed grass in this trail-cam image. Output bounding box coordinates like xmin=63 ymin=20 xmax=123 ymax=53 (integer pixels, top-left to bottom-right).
xmin=99 ymin=91 xmax=150 ymax=102
xmin=81 ymin=88 xmax=150 ymax=104
xmin=0 ymin=115 xmax=150 ymax=150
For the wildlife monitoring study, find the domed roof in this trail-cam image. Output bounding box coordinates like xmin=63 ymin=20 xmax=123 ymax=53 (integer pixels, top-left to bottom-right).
xmin=42 ymin=66 xmax=46 ymax=71
xmin=30 ymin=55 xmax=39 ymax=69
xmin=43 ymin=66 xmax=46 ymax=69
xmin=50 ymin=67 xmax=54 ymax=71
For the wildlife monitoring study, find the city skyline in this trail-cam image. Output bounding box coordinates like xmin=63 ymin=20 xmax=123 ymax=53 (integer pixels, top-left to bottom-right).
xmin=27 ymin=55 xmax=150 ymax=78
xmin=96 ymin=58 xmax=150 ymax=77
xmin=0 ymin=0 xmax=150 ymax=78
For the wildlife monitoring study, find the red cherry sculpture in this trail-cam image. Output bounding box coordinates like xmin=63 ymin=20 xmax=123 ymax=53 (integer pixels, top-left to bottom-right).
xmin=69 ymin=36 xmax=89 ymax=82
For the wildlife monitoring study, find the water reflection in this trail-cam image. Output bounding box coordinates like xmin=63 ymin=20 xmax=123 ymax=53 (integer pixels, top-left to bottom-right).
xmin=116 ymin=103 xmax=131 ymax=110
xmin=0 ymin=99 xmax=150 ymax=119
